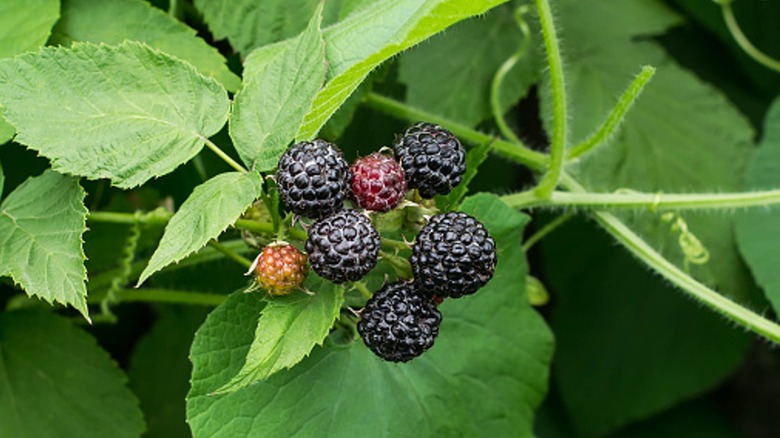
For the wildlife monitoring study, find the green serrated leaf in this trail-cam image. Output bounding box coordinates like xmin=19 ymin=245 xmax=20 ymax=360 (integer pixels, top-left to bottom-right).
xmin=194 ymin=0 xmax=321 ymax=54
xmin=296 ymin=0 xmax=509 ymax=140
xmin=0 ymin=310 xmax=145 ymax=437
xmin=52 ymin=0 xmax=240 ymax=92
xmin=187 ymin=193 xmax=553 ymax=437
xmin=215 ymin=277 xmax=344 ymax=393
xmin=0 ymin=41 xmax=229 ymax=189
xmin=541 ymin=217 xmax=750 ymax=437
xmin=139 ymin=171 xmax=263 ymax=285
xmin=230 ymin=4 xmax=327 ymax=170
xmin=736 ymin=98 xmax=780 ymax=315
xmin=549 ymin=0 xmax=756 ymax=302
xmin=438 ymin=139 xmax=492 ymax=210
xmin=399 ymin=3 xmax=542 ymax=127
xmin=0 ymin=0 xmax=60 ymax=144
xmin=0 ymin=170 xmax=88 ymax=318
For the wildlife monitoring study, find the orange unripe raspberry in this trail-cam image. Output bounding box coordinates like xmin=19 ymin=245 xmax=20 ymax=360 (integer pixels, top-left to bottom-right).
xmin=253 ymin=244 xmax=308 ymax=296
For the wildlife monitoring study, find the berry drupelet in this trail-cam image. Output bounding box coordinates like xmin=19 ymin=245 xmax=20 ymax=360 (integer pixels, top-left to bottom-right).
xmin=358 ymin=281 xmax=442 ymax=362
xmin=276 ymin=139 xmax=350 ymax=219
xmin=350 ymin=152 xmax=407 ymax=212
xmin=252 ymin=244 xmax=308 ymax=296
xmin=410 ymin=212 xmax=496 ymax=299
xmin=392 ymin=122 xmax=466 ymax=199
xmin=305 ymin=209 xmax=381 ymax=283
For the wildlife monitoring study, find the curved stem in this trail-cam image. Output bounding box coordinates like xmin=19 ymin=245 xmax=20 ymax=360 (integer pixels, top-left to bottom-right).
xmin=534 ymin=0 xmax=567 ymax=198
xmin=364 ymin=93 xmax=547 ymax=170
xmin=490 ymin=6 xmax=531 ymax=144
xmin=722 ymin=2 xmax=780 ymax=73
xmin=568 ymin=66 xmax=656 ymax=159
xmin=202 ymin=137 xmax=248 ymax=173
xmin=502 ymin=187 xmax=780 ymax=211
xmin=560 ymin=174 xmax=780 ymax=344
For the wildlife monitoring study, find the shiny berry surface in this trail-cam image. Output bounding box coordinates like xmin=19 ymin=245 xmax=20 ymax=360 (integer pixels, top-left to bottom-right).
xmin=392 ymin=122 xmax=466 ymax=199
xmin=358 ymin=281 xmax=442 ymax=362
xmin=276 ymin=139 xmax=350 ymax=219
xmin=350 ymin=152 xmax=407 ymax=212
xmin=411 ymin=212 xmax=496 ymax=298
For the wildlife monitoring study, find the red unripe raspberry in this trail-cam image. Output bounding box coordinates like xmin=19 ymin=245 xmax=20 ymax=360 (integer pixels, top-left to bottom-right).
xmin=253 ymin=244 xmax=308 ymax=296
xmin=350 ymin=152 xmax=407 ymax=212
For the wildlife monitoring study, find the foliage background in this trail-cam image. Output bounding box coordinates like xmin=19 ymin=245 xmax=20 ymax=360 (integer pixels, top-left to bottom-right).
xmin=2 ymin=0 xmax=780 ymax=437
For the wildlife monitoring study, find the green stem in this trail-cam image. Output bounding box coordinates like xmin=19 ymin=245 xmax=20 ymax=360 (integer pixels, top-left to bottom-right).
xmin=722 ymin=2 xmax=780 ymax=73
xmin=88 ymin=289 xmax=226 ymax=307
xmin=208 ymin=240 xmax=252 ymax=268
xmin=88 ymin=209 xmax=171 ymax=226
xmin=534 ymin=0 xmax=567 ymax=198
xmin=502 ymin=187 xmax=780 ymax=211
xmin=202 ymin=137 xmax=248 ymax=173
xmin=522 ymin=213 xmax=573 ymax=251
xmin=568 ymin=66 xmax=656 ymax=159
xmin=364 ymin=93 xmax=547 ymax=170
xmin=560 ymin=174 xmax=780 ymax=344
xmin=234 ymin=218 xmax=307 ymax=241
xmin=362 ymin=55 xmax=780 ymax=345
xmin=490 ymin=6 xmax=531 ymax=144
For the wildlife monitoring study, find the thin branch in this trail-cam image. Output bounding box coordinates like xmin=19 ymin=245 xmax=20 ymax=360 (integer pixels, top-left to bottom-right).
xmin=202 ymin=137 xmax=248 ymax=173
xmin=533 ymin=0 xmax=568 ymax=198
xmin=568 ymin=66 xmax=655 ymax=159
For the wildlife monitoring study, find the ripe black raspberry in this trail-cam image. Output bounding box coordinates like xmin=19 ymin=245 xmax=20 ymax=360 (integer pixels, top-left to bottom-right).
xmin=252 ymin=244 xmax=308 ymax=296
xmin=358 ymin=281 xmax=442 ymax=362
xmin=350 ymin=152 xmax=407 ymax=212
xmin=392 ymin=122 xmax=466 ymax=198
xmin=305 ymin=209 xmax=380 ymax=283
xmin=411 ymin=212 xmax=496 ymax=299
xmin=276 ymin=139 xmax=350 ymax=219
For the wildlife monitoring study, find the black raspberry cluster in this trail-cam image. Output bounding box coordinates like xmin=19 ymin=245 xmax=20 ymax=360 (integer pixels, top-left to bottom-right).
xmin=275 ymin=122 xmax=497 ymax=363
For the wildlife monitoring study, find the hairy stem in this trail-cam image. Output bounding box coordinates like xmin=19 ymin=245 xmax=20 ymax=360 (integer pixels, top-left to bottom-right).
xmin=722 ymin=2 xmax=780 ymax=73
xmin=534 ymin=0 xmax=567 ymax=198
xmin=490 ymin=6 xmax=531 ymax=145
xmin=202 ymin=137 xmax=248 ymax=173
xmin=568 ymin=66 xmax=656 ymax=159
xmin=561 ymin=174 xmax=780 ymax=344
xmin=364 ymin=93 xmax=547 ymax=170
xmin=502 ymin=187 xmax=780 ymax=211
xmin=364 ymin=63 xmax=780 ymax=345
